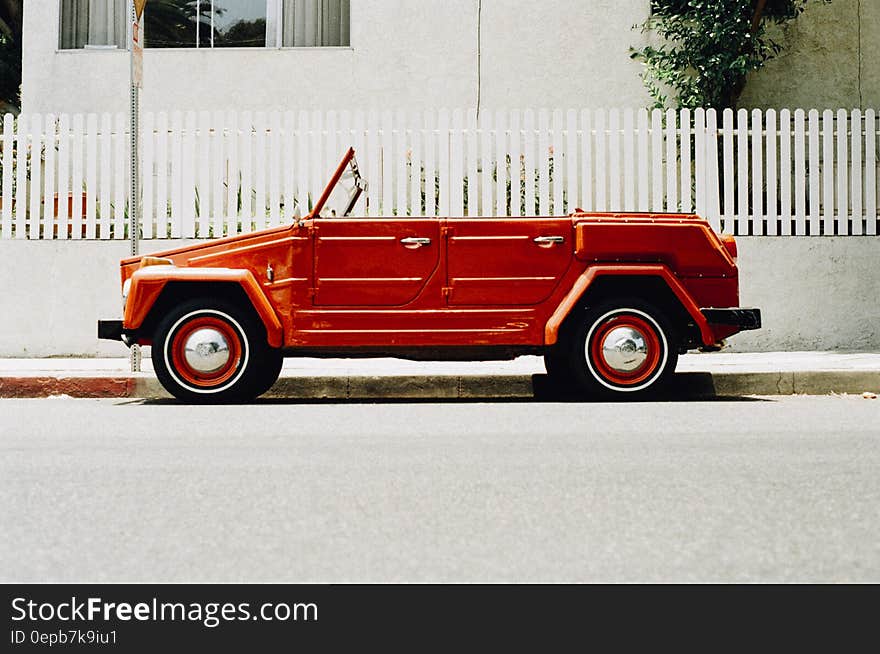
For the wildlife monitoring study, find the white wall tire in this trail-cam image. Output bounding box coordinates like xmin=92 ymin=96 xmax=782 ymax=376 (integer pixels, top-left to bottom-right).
xmin=570 ymin=299 xmax=679 ymax=398
xmin=152 ymin=298 xmax=269 ymax=403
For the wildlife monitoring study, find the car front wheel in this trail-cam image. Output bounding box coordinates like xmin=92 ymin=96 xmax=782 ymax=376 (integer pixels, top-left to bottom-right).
xmin=252 ymin=348 xmax=283 ymax=398
xmin=570 ymin=299 xmax=679 ymax=398
xmin=152 ymin=297 xmax=270 ymax=403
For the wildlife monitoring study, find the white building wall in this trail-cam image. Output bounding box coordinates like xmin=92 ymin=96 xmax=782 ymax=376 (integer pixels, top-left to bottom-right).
xmin=22 ymin=1 xmax=879 ymax=115
xmin=22 ymin=0 xmax=654 ymax=115
xmin=479 ymin=0 xmax=651 ymax=109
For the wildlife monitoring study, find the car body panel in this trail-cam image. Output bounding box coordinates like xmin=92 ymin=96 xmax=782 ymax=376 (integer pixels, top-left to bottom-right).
xmin=124 ymin=266 xmax=284 ymax=348
xmin=312 ymin=218 xmax=440 ymax=306
xmin=445 ymin=218 xmax=574 ymax=305
xmin=544 ymin=264 xmax=717 ymax=347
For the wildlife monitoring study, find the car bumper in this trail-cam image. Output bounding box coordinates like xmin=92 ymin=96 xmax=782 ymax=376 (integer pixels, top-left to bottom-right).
xmin=701 ymin=308 xmax=762 ymax=331
xmin=98 ymin=319 xmax=135 ymax=345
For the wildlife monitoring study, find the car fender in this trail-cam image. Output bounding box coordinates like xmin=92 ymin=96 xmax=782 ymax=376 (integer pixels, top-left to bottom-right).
xmin=123 ymin=266 xmax=284 ymax=348
xmin=544 ymin=264 xmax=715 ymax=346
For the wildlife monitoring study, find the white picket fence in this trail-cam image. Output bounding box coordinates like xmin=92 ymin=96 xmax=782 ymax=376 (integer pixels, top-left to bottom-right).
xmin=0 ymin=108 xmax=877 ymax=239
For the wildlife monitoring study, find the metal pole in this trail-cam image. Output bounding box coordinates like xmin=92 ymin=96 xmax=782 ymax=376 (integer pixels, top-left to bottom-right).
xmin=129 ymin=2 xmax=141 ymax=373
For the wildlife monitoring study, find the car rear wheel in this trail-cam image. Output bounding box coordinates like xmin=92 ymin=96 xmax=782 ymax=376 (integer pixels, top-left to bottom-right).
xmin=570 ymin=299 xmax=678 ymax=398
xmin=152 ymin=297 xmax=271 ymax=403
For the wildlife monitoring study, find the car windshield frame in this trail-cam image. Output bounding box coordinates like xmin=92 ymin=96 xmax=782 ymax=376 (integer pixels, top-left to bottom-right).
xmin=309 ymin=148 xmax=367 ymax=219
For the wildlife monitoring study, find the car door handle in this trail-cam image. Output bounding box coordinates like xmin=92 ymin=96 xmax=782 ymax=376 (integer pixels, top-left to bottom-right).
xmin=533 ymin=235 xmax=565 ymax=244
xmin=400 ymin=237 xmax=432 ymax=247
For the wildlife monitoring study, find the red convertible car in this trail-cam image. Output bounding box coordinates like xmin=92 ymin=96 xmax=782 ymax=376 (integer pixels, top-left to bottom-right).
xmin=99 ymin=148 xmax=760 ymax=402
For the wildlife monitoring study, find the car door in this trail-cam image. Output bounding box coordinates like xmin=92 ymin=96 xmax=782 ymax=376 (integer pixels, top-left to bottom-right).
xmin=312 ymin=218 xmax=440 ymax=306
xmin=445 ymin=218 xmax=573 ymax=305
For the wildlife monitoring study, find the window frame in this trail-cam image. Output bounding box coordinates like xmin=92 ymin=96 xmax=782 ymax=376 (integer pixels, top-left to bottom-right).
xmin=57 ymin=0 xmax=353 ymax=51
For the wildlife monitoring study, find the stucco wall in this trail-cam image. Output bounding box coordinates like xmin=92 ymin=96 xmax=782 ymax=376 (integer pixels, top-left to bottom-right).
xmin=21 ymin=0 xmax=878 ymax=116
xmin=730 ymin=237 xmax=880 ymax=353
xmin=1 ymin=237 xmax=878 ymax=357
xmin=740 ymin=0 xmax=880 ymax=109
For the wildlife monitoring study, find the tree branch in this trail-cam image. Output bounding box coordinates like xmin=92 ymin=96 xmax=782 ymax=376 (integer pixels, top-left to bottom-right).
xmin=0 ymin=0 xmax=21 ymax=24
xmin=751 ymin=0 xmax=769 ymax=34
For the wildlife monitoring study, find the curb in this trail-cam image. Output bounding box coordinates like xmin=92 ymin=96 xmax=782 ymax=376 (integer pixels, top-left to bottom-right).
xmin=0 ymin=371 xmax=878 ymax=400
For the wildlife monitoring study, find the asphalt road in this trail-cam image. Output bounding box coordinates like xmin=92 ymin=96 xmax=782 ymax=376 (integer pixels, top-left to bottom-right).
xmin=1 ymin=396 xmax=878 ymax=582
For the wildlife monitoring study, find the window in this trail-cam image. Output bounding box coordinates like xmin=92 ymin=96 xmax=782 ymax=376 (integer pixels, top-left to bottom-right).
xmin=281 ymin=0 xmax=350 ymax=47
xmin=144 ymin=0 xmax=268 ymax=48
xmin=59 ymin=0 xmax=127 ymax=49
xmin=142 ymin=0 xmax=349 ymax=48
xmin=215 ymin=0 xmax=268 ymax=47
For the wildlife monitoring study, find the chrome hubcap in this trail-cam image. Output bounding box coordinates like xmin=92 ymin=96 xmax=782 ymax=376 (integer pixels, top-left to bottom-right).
xmin=601 ymin=326 xmax=649 ymax=372
xmin=183 ymin=328 xmax=231 ymax=373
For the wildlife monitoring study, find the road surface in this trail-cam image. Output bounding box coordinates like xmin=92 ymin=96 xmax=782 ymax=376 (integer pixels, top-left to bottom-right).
xmin=1 ymin=395 xmax=878 ymax=582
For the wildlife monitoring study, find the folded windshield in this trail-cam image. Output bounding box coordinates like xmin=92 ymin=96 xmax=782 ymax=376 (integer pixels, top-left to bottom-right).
xmin=312 ymin=149 xmax=367 ymax=218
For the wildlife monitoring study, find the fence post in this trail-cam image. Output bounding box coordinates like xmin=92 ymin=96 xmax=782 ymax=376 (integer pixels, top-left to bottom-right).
xmin=483 ymin=109 xmax=496 ymax=216
xmin=510 ymin=109 xmax=522 ymax=216
xmin=694 ymin=108 xmax=705 ymax=218
xmin=253 ymin=111 xmax=267 ymax=231
xmin=807 ymin=109 xmax=820 ymax=236
xmin=705 ymin=109 xmax=720 ymax=232
xmin=14 ymin=115 xmax=28 ymax=239
xmin=750 ymin=108 xmax=763 ymax=235
xmin=538 ymin=109 xmax=551 ymax=215
xmin=821 ymin=109 xmax=834 ymax=235
xmin=423 ymin=109 xmax=436 ymax=217
xmin=43 ymin=115 xmax=56 ymax=241
xmin=622 ymin=108 xmax=634 ymax=213
xmin=721 ymin=109 xmax=734 ymax=230
xmin=794 ymin=109 xmax=806 ymax=236
xmin=57 ymin=115 xmax=70 ymax=240
xmin=679 ymin=109 xmax=691 ymax=213
xmin=866 ymin=109 xmax=877 ymax=235
xmin=1 ymin=114 xmax=13 ymax=238
xmin=779 ymin=109 xmax=792 ymax=236
xmin=665 ymin=108 xmax=677 ymax=213
xmin=523 ymin=109 xmax=536 ymax=215
xmin=607 ymin=108 xmax=619 ymax=212
xmin=593 ymin=109 xmax=605 ymax=211
xmin=636 ymin=109 xmax=648 ymax=212
xmin=650 ymin=109 xmax=663 ymax=212
xmin=851 ymin=109 xmax=863 ymax=236
xmin=381 ymin=110 xmax=393 ymax=216
xmin=836 ymin=108 xmax=849 ymax=236
xmin=410 ymin=109 xmax=423 ymax=217
xmin=99 ymin=113 xmax=112 ymax=239
xmin=27 ymin=114 xmax=42 ymax=240
xmin=269 ymin=110 xmax=282 ymax=227
xmin=765 ymin=109 xmax=777 ymax=236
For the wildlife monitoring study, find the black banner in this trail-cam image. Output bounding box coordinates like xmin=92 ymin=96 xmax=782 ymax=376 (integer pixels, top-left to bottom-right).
xmin=3 ymin=584 xmax=876 ymax=650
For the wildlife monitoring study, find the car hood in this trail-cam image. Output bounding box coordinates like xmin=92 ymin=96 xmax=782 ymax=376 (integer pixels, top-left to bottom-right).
xmin=121 ymin=223 xmax=294 ymax=272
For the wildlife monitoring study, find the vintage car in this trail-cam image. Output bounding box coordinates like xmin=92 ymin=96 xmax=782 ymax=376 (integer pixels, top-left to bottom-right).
xmin=99 ymin=148 xmax=760 ymax=402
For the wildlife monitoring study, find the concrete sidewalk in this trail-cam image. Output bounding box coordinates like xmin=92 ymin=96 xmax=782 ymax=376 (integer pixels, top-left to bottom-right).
xmin=0 ymin=352 xmax=879 ymax=400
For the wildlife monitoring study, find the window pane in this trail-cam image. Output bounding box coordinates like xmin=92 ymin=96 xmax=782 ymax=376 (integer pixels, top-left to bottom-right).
xmin=282 ymin=0 xmax=350 ymax=47
xmin=143 ymin=0 xmax=198 ymax=48
xmin=59 ymin=0 xmax=126 ymax=49
xmin=213 ymin=0 xmax=268 ymax=47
